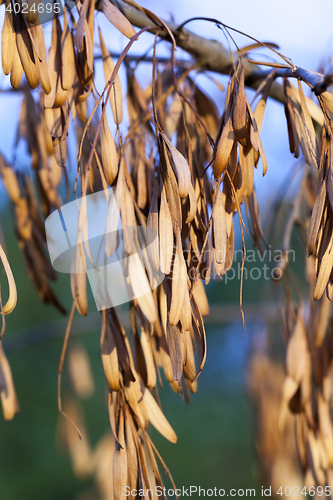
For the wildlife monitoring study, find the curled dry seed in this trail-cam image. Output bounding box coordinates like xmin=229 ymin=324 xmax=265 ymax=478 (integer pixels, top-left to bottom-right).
xmin=31 ymin=24 xmax=51 ymax=95
xmin=99 ymin=27 xmax=123 ymax=124
xmin=169 ymin=237 xmax=187 ymax=326
xmin=1 ymin=8 xmax=15 ymax=76
xmin=101 ymin=315 xmax=119 ymax=391
xmin=101 ymin=0 xmax=136 ymax=39
xmin=232 ymin=65 xmax=248 ymax=147
xmin=147 ymin=178 xmax=160 ymax=272
xmin=128 ymin=253 xmax=157 ymax=324
xmin=166 ymin=321 xmax=185 ymax=381
xmin=61 ymin=9 xmax=75 ymax=91
xmin=70 ymin=241 xmax=88 ymax=317
xmin=141 ymin=387 xmax=177 ymax=443
xmin=307 ymin=179 xmax=326 ymax=256
xmin=159 ymin=183 xmax=174 ymax=275
xmin=113 ymin=407 xmax=128 ymax=500
xmin=0 ymin=245 xmax=17 ymax=315
xmin=16 ymin=29 xmax=38 ymax=89
xmin=214 ymin=116 xmax=235 ymax=179
xmin=180 ymin=289 xmax=192 ymax=332
xmin=212 ymin=189 xmax=227 ymax=265
xmin=10 ymin=45 xmax=24 ymax=89
xmin=0 ymin=343 xmax=20 ymax=420
xmin=140 ymin=328 xmax=156 ymax=388
xmin=192 ymin=279 xmax=209 ymax=317
xmin=314 ymin=219 xmax=333 ymax=301
xmin=161 ymin=133 xmax=192 ymax=198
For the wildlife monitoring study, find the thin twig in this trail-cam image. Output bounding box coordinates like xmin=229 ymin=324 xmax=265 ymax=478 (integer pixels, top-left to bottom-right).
xmin=57 ymin=301 xmax=82 ymax=439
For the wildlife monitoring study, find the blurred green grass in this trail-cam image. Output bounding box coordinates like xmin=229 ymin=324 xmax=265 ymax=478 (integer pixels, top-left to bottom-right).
xmin=0 ymin=200 xmax=305 ymax=499
xmin=0 ymin=326 xmax=260 ymax=499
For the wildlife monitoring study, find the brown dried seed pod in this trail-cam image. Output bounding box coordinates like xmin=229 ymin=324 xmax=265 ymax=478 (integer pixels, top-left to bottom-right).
xmin=99 ymin=27 xmax=123 ymax=124
xmin=10 ymin=38 xmax=24 ymax=89
xmin=147 ymin=178 xmax=160 ymax=272
xmin=232 ymin=64 xmax=248 ymax=147
xmin=212 ymin=189 xmax=227 ymax=265
xmin=101 ymin=313 xmax=120 ymax=391
xmin=159 ymin=183 xmax=174 ymax=275
xmin=161 ymin=133 xmax=192 ymax=198
xmin=16 ymin=29 xmax=38 ymax=89
xmin=31 ymin=24 xmax=51 ymax=95
xmin=113 ymin=407 xmax=128 ymax=500
xmin=214 ymin=115 xmax=235 ymax=179
xmin=1 ymin=7 xmax=15 ymax=76
xmin=166 ymin=321 xmax=185 ymax=382
xmin=128 ymin=253 xmax=157 ymax=324
xmin=140 ymin=328 xmax=156 ymax=389
xmin=307 ymin=180 xmax=326 ymax=256
xmin=61 ymin=9 xmax=75 ymax=91
xmin=142 ymin=387 xmax=177 ymax=443
xmin=169 ymin=237 xmax=187 ymax=326
xmin=25 ymin=0 xmax=40 ymax=24
xmin=101 ymin=113 xmax=119 ymax=185
xmin=180 ymin=288 xmax=192 ymax=332
xmin=101 ymin=0 xmax=136 ymax=39
xmin=70 ymin=241 xmax=88 ymax=317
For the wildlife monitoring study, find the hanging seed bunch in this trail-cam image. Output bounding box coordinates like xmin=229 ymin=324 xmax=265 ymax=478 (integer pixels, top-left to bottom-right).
xmin=248 ymin=347 xmax=303 ymax=493
xmin=2 ymin=0 xmax=333 ymax=495
xmin=278 ymin=294 xmax=333 ymax=491
xmin=266 ymin=65 xmax=333 ymax=492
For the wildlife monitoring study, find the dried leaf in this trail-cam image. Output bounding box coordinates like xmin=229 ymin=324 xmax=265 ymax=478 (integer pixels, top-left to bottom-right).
xmin=101 ymin=0 xmax=136 ymax=39
xmin=1 ymin=9 xmax=15 ymax=76
xmin=214 ymin=115 xmax=235 ymax=179
xmin=0 ymin=244 xmax=17 ymax=315
xmin=142 ymin=386 xmax=177 ymax=443
xmin=161 ymin=133 xmax=192 ymax=198
xmin=169 ymin=237 xmax=187 ymax=325
xmin=101 ymin=112 xmax=119 ymax=185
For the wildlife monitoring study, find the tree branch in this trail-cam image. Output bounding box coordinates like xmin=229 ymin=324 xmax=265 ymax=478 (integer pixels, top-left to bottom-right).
xmin=98 ymin=0 xmax=324 ymax=125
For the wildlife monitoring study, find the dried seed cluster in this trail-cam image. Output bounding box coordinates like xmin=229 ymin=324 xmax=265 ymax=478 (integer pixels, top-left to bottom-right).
xmin=0 ymin=1 xmax=333 ymax=496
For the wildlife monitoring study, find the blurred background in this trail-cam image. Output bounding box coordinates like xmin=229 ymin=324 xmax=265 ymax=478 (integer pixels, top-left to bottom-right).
xmin=0 ymin=0 xmax=332 ymax=498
